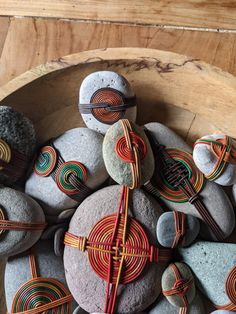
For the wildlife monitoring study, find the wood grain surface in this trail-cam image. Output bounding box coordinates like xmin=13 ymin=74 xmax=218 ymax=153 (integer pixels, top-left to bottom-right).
xmin=0 ymin=0 xmax=236 ymax=30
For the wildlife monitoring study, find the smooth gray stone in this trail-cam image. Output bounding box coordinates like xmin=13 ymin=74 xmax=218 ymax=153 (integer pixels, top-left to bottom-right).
xmin=148 ymin=292 xmax=205 ymax=314
xmin=211 ymin=311 xmax=235 ymax=314
xmin=73 ymin=305 xmax=88 ymax=314
xmin=41 ymin=223 xmax=67 ymax=240
xmin=79 ymin=71 xmax=137 ymax=134
xmin=179 ymin=241 xmax=236 ymax=306
xmin=5 ymin=240 xmax=71 ymax=312
xmin=58 ymin=208 xmax=76 ymax=220
xmin=144 ymin=122 xmax=235 ymax=241
xmin=162 ymin=262 xmax=195 ymax=307
xmin=193 ymin=134 xmax=236 ymax=186
xmin=54 ymin=227 xmax=65 ymax=256
xmin=0 ymin=187 xmax=45 ymax=257
xmin=0 ymin=106 xmax=36 ymax=184
xmin=64 ymin=185 xmax=166 ymax=314
xmin=156 ymin=212 xmax=200 ymax=248
xmin=25 ymin=128 xmax=108 ymax=216
xmin=103 ymin=121 xmax=155 ymax=187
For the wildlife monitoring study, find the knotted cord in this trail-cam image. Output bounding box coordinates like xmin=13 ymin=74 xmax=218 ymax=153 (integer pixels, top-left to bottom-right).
xmin=79 ymin=87 xmax=136 ymax=125
xmin=163 ymin=263 xmax=193 ymax=314
xmin=64 ymin=186 xmax=172 ymax=314
xmin=34 ymin=143 xmax=91 ymax=202
xmin=172 ymin=211 xmax=185 ymax=248
xmin=0 ymin=139 xmax=28 ymax=181
xmin=194 ymin=135 xmax=236 ymax=181
xmin=144 ymin=129 xmax=225 ymax=241
xmin=115 ymin=119 xmax=147 ymax=189
xmin=9 ymin=252 xmax=73 ymax=314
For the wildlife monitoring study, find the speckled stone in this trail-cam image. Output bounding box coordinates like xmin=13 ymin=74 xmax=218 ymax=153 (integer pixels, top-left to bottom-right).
xmin=162 ymin=262 xmax=196 ymax=307
xmin=25 ymin=128 xmax=108 ymax=217
xmin=0 ymin=106 xmax=36 ymax=185
xmin=5 ymin=240 xmax=72 ymax=312
xmin=148 ymin=292 xmax=205 ymax=314
xmin=193 ymin=134 xmax=236 ymax=186
xmin=144 ymin=122 xmax=235 ymax=241
xmin=64 ymin=185 xmax=166 ymax=314
xmin=156 ymin=212 xmax=200 ymax=248
xmin=0 ymin=187 xmax=45 ymax=257
xmin=103 ymin=120 xmax=155 ymax=187
xmin=211 ymin=311 xmax=235 ymax=314
xmin=179 ymin=241 xmax=236 ymax=306
xmin=79 ymin=71 xmax=137 ymax=134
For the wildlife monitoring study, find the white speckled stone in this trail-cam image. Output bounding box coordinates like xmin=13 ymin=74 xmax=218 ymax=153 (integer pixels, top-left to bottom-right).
xmin=156 ymin=212 xmax=200 ymax=248
xmin=179 ymin=241 xmax=236 ymax=306
xmin=148 ymin=292 xmax=205 ymax=314
xmin=193 ymin=134 xmax=236 ymax=186
xmin=5 ymin=240 xmax=73 ymax=312
xmin=144 ymin=122 xmax=235 ymax=241
xmin=103 ymin=120 xmax=155 ymax=187
xmin=64 ymin=185 xmax=167 ymax=314
xmin=79 ymin=71 xmax=137 ymax=134
xmin=25 ymin=128 xmax=108 ymax=217
xmin=0 ymin=187 xmax=45 ymax=257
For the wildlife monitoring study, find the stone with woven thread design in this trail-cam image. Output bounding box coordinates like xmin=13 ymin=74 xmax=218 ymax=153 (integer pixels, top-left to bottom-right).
xmin=64 ymin=185 xmax=167 ymax=314
xmin=144 ymin=122 xmax=235 ymax=241
xmin=0 ymin=186 xmax=45 ymax=257
xmin=25 ymin=127 xmax=108 ymax=217
xmin=193 ymin=134 xmax=236 ymax=186
xmin=79 ymin=71 xmax=137 ymax=134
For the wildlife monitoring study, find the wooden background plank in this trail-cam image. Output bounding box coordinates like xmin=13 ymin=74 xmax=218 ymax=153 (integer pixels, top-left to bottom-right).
xmin=0 ymin=17 xmax=235 ymax=86
xmin=0 ymin=1 xmax=236 ymax=30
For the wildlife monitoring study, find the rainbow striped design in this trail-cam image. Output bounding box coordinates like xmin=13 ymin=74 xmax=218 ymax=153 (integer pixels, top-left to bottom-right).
xmin=34 ymin=146 xmax=57 ymax=177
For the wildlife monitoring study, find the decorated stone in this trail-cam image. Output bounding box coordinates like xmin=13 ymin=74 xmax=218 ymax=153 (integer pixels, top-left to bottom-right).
xmin=148 ymin=292 xmax=205 ymax=314
xmin=144 ymin=122 xmax=235 ymax=241
xmin=0 ymin=105 xmax=36 ymax=185
xmin=25 ymin=128 xmax=108 ymax=217
xmin=179 ymin=241 xmax=236 ymax=310
xmin=5 ymin=240 xmax=74 ymax=313
xmin=0 ymin=186 xmax=45 ymax=257
xmin=156 ymin=211 xmax=200 ymax=248
xmin=103 ymin=119 xmax=155 ymax=188
xmin=64 ymin=185 xmax=171 ymax=314
xmin=79 ymin=71 xmax=137 ymax=134
xmin=193 ymin=134 xmax=236 ymax=186
xmin=162 ymin=262 xmax=195 ymax=308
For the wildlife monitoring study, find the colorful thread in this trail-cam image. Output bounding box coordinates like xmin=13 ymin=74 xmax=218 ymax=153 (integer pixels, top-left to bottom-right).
xmin=172 ymin=211 xmax=185 ymax=248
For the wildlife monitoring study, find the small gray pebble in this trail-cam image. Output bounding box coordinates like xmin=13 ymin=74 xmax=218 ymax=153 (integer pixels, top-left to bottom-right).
xmin=211 ymin=311 xmax=235 ymax=314
xmin=54 ymin=227 xmax=66 ymax=256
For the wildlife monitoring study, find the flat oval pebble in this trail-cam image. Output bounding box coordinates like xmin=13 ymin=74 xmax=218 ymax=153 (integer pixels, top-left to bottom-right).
xmin=103 ymin=120 xmax=155 ymax=188
xmin=25 ymin=128 xmax=108 ymax=217
xmin=144 ymin=122 xmax=235 ymax=240
xmin=148 ymin=292 xmax=205 ymax=314
xmin=0 ymin=187 xmax=45 ymax=257
xmin=193 ymin=134 xmax=236 ymax=186
xmin=211 ymin=311 xmax=235 ymax=314
xmin=162 ymin=262 xmax=195 ymax=307
xmin=79 ymin=71 xmax=137 ymax=134
xmin=73 ymin=306 xmax=88 ymax=314
xmin=5 ymin=240 xmax=74 ymax=312
xmin=64 ymin=185 xmax=167 ymax=314
xmin=0 ymin=106 xmax=36 ymax=185
xmin=179 ymin=241 xmax=236 ymax=306
xmin=156 ymin=212 xmax=200 ymax=248
xmin=54 ymin=227 xmax=66 ymax=256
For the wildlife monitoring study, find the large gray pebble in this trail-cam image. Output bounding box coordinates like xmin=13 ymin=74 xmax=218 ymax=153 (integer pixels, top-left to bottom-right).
xmin=64 ymin=185 xmax=167 ymax=314
xmin=0 ymin=106 xmax=36 ymax=184
xmin=193 ymin=134 xmax=236 ymax=186
xmin=156 ymin=212 xmax=200 ymax=248
xmin=103 ymin=120 xmax=155 ymax=188
xmin=0 ymin=187 xmax=45 ymax=257
xmin=5 ymin=240 xmax=72 ymax=312
xmin=25 ymin=128 xmax=108 ymax=216
xmin=79 ymin=71 xmax=137 ymax=134
xmin=179 ymin=241 xmax=236 ymax=306
xmin=148 ymin=292 xmax=205 ymax=314
xmin=144 ymin=122 xmax=235 ymax=240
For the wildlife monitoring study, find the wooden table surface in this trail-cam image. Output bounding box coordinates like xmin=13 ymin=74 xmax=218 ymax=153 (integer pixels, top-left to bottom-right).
xmin=0 ymin=0 xmax=235 ymax=87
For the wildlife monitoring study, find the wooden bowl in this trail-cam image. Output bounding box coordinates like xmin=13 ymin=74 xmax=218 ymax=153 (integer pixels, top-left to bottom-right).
xmin=1 ymin=47 xmax=236 ymax=313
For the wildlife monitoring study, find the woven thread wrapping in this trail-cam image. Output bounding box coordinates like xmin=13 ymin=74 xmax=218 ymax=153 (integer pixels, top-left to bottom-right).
xmin=194 ymin=135 xmax=236 ymax=181
xmin=34 ymin=143 xmax=91 ymax=202
xmin=171 ymin=211 xmax=186 ymax=249
xmin=64 ymin=186 xmax=172 ymax=314
xmin=79 ymin=87 xmax=136 ymax=125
